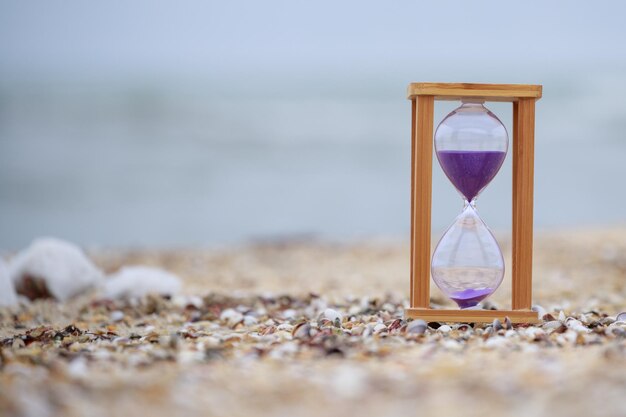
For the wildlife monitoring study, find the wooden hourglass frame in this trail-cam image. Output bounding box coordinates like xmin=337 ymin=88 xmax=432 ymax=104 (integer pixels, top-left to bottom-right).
xmin=406 ymin=83 xmax=542 ymax=323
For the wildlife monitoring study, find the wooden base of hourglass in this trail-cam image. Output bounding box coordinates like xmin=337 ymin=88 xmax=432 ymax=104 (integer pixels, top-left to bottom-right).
xmin=405 ymin=83 xmax=542 ymax=324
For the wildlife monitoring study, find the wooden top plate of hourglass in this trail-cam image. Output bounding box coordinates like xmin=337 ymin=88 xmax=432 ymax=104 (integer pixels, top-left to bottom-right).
xmin=406 ymin=82 xmax=542 ymax=323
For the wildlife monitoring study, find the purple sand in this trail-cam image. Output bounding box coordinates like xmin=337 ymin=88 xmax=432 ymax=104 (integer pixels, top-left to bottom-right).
xmin=450 ymin=288 xmax=493 ymax=309
xmin=436 ymin=150 xmax=506 ymax=201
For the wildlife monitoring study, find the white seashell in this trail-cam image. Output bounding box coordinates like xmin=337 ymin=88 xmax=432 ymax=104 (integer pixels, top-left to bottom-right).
xmin=220 ymin=308 xmax=244 ymax=326
xmin=616 ymin=312 xmax=626 ymax=322
xmin=282 ymin=309 xmax=297 ymax=320
xmin=504 ymin=329 xmax=517 ymax=338
xmin=566 ymin=319 xmax=590 ymax=333
xmin=0 ymin=259 xmax=18 ymax=307
xmin=110 ymin=310 xmax=125 ymax=322
xmin=101 ymin=266 xmax=181 ymax=300
xmin=243 ymin=315 xmax=258 ymax=326
xmin=322 ymin=308 xmax=343 ymax=323
xmin=532 ymin=304 xmax=547 ymax=320
xmin=373 ymin=323 xmax=387 ymax=334
xmin=484 ymin=336 xmax=509 ymax=349
xmin=524 ymin=327 xmax=545 ymax=339
xmin=558 ymin=310 xmax=566 ymax=322
xmin=9 ymin=237 xmax=103 ymax=301
xmin=276 ymin=323 xmax=293 ymax=332
xmin=441 ymin=339 xmax=462 ymax=351
xmin=438 ymin=325 xmax=452 ymax=333
xmin=542 ymin=320 xmax=563 ymax=330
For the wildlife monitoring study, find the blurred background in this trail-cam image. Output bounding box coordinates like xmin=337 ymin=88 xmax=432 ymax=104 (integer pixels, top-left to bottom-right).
xmin=1 ymin=1 xmax=625 ymax=249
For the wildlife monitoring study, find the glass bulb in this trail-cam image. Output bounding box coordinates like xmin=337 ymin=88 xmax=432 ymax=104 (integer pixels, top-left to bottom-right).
xmin=431 ymin=204 xmax=505 ymax=308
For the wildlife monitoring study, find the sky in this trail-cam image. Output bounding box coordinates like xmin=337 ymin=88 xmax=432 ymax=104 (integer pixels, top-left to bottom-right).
xmin=2 ymin=1 xmax=625 ymax=82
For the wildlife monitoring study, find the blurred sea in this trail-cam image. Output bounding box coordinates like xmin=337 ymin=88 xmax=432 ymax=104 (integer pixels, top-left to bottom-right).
xmin=1 ymin=72 xmax=625 ymax=248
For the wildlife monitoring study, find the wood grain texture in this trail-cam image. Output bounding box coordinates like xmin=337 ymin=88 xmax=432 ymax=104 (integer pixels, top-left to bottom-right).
xmin=407 ymin=83 xmax=542 ymax=102
xmin=410 ymin=99 xmax=416 ymax=306
xmin=410 ymin=96 xmax=434 ymax=308
xmin=405 ymin=308 xmax=540 ymax=324
xmin=512 ymin=98 xmax=536 ymax=310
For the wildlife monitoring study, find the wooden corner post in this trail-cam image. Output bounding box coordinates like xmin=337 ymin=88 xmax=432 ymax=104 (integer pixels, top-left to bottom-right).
xmin=406 ymin=83 xmax=542 ymax=324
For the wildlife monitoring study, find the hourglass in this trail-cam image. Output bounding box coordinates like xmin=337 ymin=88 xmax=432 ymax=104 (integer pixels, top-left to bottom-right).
xmin=405 ymin=83 xmax=542 ymax=323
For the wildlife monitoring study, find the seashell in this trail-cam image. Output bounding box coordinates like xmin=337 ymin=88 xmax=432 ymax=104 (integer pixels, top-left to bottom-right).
xmin=349 ymin=324 xmax=365 ymax=336
xmin=503 ymin=316 xmax=513 ymax=330
xmin=220 ymin=309 xmax=244 ymax=327
xmin=110 ymin=311 xmax=125 ymax=322
xmin=558 ymin=311 xmax=566 ymax=322
xmin=406 ymin=320 xmax=428 ymax=335
xmin=542 ymin=320 xmax=564 ymax=330
xmin=481 ymin=300 xmax=499 ymax=310
xmin=438 ymin=325 xmax=452 ymax=333
xmin=282 ymin=309 xmax=297 ymax=320
xmin=373 ymin=323 xmax=387 ymax=334
xmin=292 ymin=322 xmax=312 ymax=340
xmin=566 ymin=318 xmax=590 ymax=333
xmin=532 ymin=305 xmax=547 ymax=320
xmin=276 ymin=323 xmax=293 ymax=332
xmin=441 ymin=339 xmax=462 ymax=351
xmin=9 ymin=237 xmax=103 ymax=301
xmin=616 ymin=312 xmax=626 ymax=322
xmin=456 ymin=323 xmax=473 ymax=333
xmin=243 ymin=315 xmax=258 ymax=326
xmin=484 ymin=336 xmax=508 ymax=349
xmin=492 ymin=318 xmax=503 ymax=331
xmin=321 ymin=308 xmax=343 ymax=324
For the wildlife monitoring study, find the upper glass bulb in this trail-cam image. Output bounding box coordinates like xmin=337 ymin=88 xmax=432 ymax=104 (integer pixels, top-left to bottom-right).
xmin=434 ymin=100 xmax=508 ymax=202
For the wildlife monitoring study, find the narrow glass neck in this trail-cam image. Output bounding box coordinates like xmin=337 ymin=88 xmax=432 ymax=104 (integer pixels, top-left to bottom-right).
xmin=463 ymin=198 xmax=477 ymax=209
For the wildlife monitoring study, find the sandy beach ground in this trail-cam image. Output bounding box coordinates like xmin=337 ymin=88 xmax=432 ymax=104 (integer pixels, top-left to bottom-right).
xmin=1 ymin=228 xmax=625 ymax=417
